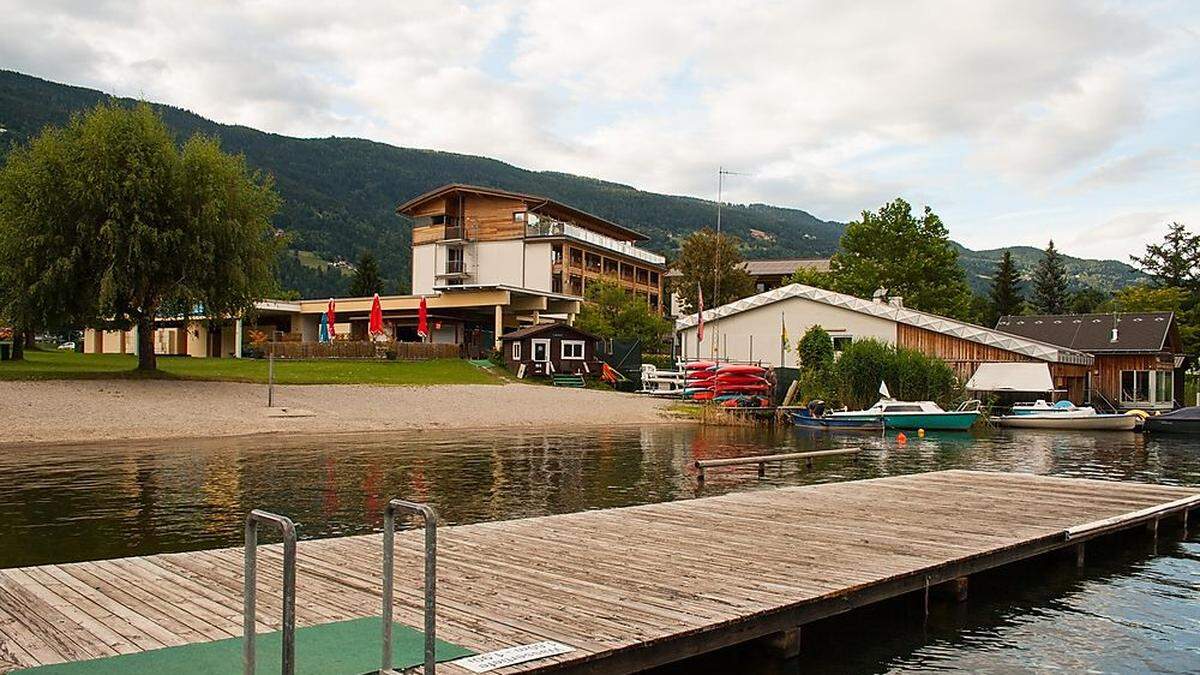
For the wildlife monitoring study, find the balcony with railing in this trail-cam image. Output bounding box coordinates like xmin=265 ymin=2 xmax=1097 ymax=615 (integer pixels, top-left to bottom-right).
xmin=525 ymin=216 xmax=665 ymax=266
xmin=437 ymin=258 xmax=466 ymax=277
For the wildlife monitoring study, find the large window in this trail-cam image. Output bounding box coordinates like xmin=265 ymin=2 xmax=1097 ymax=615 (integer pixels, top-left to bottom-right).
xmin=562 ymin=340 xmax=585 ymax=360
xmin=1121 ymin=369 xmax=1173 ymax=406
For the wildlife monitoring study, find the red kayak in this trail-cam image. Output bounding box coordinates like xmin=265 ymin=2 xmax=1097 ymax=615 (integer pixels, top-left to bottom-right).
xmin=692 ymin=390 xmax=715 ymax=401
xmin=714 ymin=374 xmax=769 ymax=386
xmin=716 ymin=364 xmax=766 ymax=375
xmin=685 ymin=361 xmax=717 ymax=370
xmin=714 ymin=384 xmax=771 ymax=394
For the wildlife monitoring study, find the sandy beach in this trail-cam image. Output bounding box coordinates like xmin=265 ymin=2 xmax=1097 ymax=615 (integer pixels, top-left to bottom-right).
xmin=2 ymin=380 xmax=678 ymax=446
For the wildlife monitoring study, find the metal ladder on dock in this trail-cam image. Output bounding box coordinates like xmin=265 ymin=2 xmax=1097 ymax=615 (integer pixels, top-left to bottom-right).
xmin=243 ymin=500 xmax=439 ymax=674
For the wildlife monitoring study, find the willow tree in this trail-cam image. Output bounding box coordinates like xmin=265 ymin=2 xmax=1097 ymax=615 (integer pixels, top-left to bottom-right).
xmin=0 ymin=102 xmax=282 ymax=370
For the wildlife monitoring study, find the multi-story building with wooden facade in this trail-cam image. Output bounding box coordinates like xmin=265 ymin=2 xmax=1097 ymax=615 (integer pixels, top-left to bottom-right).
xmin=397 ymin=184 xmax=667 ymax=313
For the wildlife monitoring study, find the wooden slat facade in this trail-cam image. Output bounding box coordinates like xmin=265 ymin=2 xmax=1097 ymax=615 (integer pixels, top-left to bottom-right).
xmin=1 ymin=470 xmax=1195 ymax=674
xmin=896 ymin=324 xmax=1089 ymax=401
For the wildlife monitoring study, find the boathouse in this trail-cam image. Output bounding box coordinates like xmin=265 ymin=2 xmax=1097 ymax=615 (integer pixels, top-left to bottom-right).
xmin=996 ymin=312 xmax=1188 ymax=412
xmin=501 ymin=323 xmax=602 ymax=378
xmin=675 ymin=283 xmax=1094 ymax=402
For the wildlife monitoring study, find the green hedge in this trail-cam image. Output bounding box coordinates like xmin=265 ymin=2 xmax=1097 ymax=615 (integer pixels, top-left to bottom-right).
xmin=832 ymin=338 xmax=962 ymax=409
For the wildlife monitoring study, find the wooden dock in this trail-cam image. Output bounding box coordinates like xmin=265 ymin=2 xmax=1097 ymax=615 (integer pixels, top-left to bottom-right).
xmin=1 ymin=470 xmax=1196 ymax=674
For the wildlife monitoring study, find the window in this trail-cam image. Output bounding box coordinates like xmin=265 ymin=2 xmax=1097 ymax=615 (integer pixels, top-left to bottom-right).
xmin=511 ymin=342 xmax=521 ymax=361
xmin=1121 ymin=370 xmax=1151 ymax=403
xmin=562 ymin=340 xmax=585 ymax=360
xmin=1121 ymin=369 xmax=1175 ymax=405
xmin=532 ymin=339 xmax=549 ymax=362
xmin=1156 ymin=370 xmax=1174 ymax=404
xmin=513 ymin=211 xmax=526 ymax=222
xmin=831 ymin=335 xmax=853 ymax=353
xmin=431 ymin=214 xmax=447 ymax=225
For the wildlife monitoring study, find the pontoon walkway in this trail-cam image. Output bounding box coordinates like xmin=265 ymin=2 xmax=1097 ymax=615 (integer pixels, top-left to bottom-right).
xmin=1 ymin=470 xmax=1196 ymax=673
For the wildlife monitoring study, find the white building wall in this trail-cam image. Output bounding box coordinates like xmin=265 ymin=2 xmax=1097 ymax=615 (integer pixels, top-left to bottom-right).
xmin=472 ymin=240 xmax=526 ymax=287
xmin=411 ymin=243 xmax=436 ymax=295
xmin=522 ymin=241 xmax=553 ymax=292
xmin=677 ymin=296 xmax=898 ymax=368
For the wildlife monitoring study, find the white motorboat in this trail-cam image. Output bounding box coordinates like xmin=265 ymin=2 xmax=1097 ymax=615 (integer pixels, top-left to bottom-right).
xmin=995 ymin=400 xmax=1140 ymax=431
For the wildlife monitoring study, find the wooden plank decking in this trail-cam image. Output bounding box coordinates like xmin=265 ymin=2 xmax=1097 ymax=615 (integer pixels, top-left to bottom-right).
xmin=1 ymin=470 xmax=1197 ymax=674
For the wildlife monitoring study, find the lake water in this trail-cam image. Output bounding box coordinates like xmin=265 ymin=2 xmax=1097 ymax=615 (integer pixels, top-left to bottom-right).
xmin=1 ymin=424 xmax=1197 ymax=672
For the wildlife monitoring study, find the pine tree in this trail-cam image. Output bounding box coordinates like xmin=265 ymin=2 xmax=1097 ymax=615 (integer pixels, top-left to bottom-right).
xmin=1130 ymin=221 xmax=1199 ymax=289
xmin=1031 ymin=240 xmax=1069 ymax=314
xmin=989 ymin=250 xmax=1024 ymax=322
xmin=349 ymin=252 xmax=383 ymax=296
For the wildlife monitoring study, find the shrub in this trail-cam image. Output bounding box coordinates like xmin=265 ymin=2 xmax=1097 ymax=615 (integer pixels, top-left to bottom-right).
xmin=797 ymin=326 xmax=834 ymax=373
xmin=831 ymin=338 xmax=961 ymax=409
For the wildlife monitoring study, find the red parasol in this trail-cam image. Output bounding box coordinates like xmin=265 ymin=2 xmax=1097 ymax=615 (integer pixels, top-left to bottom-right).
xmin=326 ymin=299 xmax=337 ymax=339
xmin=368 ymin=293 xmax=384 ymax=337
xmin=417 ymin=296 xmax=429 ymax=341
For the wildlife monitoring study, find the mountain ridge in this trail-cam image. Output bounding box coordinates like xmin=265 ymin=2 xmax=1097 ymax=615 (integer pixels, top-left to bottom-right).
xmin=0 ymin=69 xmax=1147 ymax=297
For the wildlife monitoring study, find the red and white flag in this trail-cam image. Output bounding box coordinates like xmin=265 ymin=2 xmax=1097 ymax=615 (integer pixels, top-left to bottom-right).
xmin=696 ymin=283 xmax=705 ymax=343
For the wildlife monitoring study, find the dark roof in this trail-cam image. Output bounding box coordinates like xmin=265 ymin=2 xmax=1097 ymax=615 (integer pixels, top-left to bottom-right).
xmin=500 ymin=322 xmax=600 ymax=342
xmin=995 ymin=312 xmax=1176 ymax=353
xmin=741 ymin=258 xmax=831 ymax=276
xmin=395 ymin=183 xmax=648 ymax=242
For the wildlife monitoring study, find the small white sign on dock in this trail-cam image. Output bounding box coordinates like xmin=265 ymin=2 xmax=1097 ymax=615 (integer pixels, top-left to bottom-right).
xmin=454 ymin=641 xmax=575 ymax=673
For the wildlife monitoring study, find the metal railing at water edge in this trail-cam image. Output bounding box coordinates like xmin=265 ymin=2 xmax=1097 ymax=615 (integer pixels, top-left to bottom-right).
xmin=244 ymin=510 xmax=298 ymax=675
xmin=382 ymin=499 xmax=439 ymax=674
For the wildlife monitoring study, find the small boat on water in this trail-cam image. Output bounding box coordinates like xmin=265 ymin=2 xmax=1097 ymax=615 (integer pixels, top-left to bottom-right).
xmin=994 ymin=400 xmax=1140 ymax=431
xmin=1143 ymin=406 xmax=1200 ymax=434
xmin=790 ymin=400 xmax=883 ymax=432
xmin=827 ymin=399 xmax=981 ymax=431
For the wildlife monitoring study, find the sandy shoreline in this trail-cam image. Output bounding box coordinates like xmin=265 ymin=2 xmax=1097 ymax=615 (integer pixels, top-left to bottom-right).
xmin=2 ymin=380 xmax=680 ymax=446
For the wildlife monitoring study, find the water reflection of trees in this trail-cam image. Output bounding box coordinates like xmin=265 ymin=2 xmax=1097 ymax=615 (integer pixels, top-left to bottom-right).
xmin=0 ymin=426 xmax=1196 ymax=568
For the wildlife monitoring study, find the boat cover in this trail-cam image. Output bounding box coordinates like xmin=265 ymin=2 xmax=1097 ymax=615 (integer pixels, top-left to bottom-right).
xmin=965 ymin=362 xmax=1053 ymax=392
xmin=1159 ymin=406 xmax=1200 ymax=419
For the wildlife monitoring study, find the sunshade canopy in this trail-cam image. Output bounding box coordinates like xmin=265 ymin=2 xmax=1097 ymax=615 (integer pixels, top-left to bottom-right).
xmin=965 ymin=362 xmax=1054 ymax=392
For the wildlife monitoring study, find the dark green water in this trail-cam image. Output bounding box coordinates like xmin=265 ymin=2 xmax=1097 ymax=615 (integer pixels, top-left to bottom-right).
xmin=1 ymin=425 xmax=1197 ymax=672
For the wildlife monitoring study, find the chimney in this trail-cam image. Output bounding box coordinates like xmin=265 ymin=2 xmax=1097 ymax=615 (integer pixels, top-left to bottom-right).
xmin=888 ymin=296 xmax=904 ymax=308
xmin=1110 ymin=327 xmax=1119 ymax=343
xmin=872 ymin=287 xmax=888 ymax=304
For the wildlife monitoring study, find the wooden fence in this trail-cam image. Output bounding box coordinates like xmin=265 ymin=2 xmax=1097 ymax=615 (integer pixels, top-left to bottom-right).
xmin=261 ymin=340 xmax=460 ymax=360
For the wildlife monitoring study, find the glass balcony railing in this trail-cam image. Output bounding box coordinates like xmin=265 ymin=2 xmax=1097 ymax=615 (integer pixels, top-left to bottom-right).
xmin=525 ymin=218 xmax=665 ymax=265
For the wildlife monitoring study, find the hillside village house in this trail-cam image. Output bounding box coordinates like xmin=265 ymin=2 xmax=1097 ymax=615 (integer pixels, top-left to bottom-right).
xmin=996 ymin=312 xmax=1188 ymax=412
xmin=84 ymin=184 xmax=665 ymax=357
xmin=676 ymin=284 xmax=1095 ymax=402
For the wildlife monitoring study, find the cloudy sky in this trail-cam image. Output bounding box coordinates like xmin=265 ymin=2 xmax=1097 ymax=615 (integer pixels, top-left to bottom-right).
xmin=2 ymin=1 xmax=1197 ymax=261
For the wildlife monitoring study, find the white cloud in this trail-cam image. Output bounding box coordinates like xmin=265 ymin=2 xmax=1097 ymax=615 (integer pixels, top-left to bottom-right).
xmin=0 ymin=0 xmax=1197 ymax=259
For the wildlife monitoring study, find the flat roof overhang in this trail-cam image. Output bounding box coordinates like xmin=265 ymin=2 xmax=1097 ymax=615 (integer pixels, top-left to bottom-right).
xmin=295 ymin=286 xmax=582 ymax=315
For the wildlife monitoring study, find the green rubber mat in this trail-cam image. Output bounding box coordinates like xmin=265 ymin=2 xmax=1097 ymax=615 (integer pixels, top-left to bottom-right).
xmin=14 ymin=616 xmax=474 ymax=674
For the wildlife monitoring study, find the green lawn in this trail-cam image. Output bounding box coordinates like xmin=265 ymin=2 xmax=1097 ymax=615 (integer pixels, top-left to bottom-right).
xmin=0 ymin=350 xmax=503 ymax=385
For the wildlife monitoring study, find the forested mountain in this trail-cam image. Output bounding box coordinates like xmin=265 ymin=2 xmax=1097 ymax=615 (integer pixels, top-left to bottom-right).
xmin=956 ymin=245 xmax=1147 ymax=295
xmin=0 ymin=70 xmax=1146 ymax=298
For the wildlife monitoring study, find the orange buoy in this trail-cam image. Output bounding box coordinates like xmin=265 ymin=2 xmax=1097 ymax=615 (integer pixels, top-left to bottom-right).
xmin=897 ymin=432 xmax=907 ymax=444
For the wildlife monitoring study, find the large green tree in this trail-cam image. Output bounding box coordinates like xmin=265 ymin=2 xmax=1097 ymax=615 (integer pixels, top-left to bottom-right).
xmin=1131 ymin=222 xmax=1199 ymax=289
xmin=988 ymin=250 xmax=1024 ymax=323
xmin=829 ymin=198 xmax=974 ymax=320
xmin=575 ymin=277 xmax=672 ymax=347
xmin=1030 ymin=240 xmax=1069 ymax=314
xmin=0 ymin=102 xmax=282 ymax=370
xmin=349 ymin=251 xmax=383 ymax=297
xmin=671 ymin=229 xmax=756 ymax=312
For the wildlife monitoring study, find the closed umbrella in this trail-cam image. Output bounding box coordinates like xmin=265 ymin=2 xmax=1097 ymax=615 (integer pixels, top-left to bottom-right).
xmin=368 ymin=293 xmax=384 ymax=338
xmin=326 ymin=299 xmax=337 ymax=339
xmin=318 ymin=312 xmax=330 ymax=343
xmin=417 ymin=297 xmax=429 ymax=341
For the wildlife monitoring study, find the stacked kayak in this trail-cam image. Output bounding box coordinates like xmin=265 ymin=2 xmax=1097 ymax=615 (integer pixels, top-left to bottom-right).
xmin=713 ymin=364 xmax=771 ymax=403
xmin=682 ymin=361 xmax=717 ymax=401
